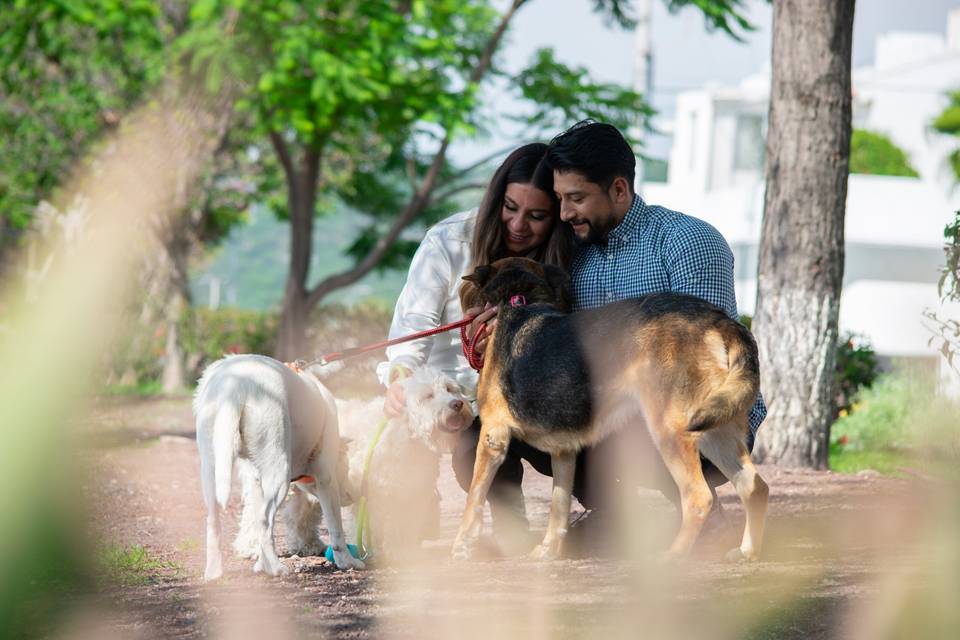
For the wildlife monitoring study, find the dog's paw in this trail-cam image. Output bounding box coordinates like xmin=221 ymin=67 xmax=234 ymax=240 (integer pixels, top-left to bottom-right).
xmin=527 ymin=542 xmax=561 ymax=561
xmin=333 ymin=552 xmax=365 ymax=571
xmin=724 ymin=547 xmax=758 ymax=563
xmin=450 ymin=540 xmax=474 ymax=561
xmin=288 ymin=542 xmax=325 ymax=558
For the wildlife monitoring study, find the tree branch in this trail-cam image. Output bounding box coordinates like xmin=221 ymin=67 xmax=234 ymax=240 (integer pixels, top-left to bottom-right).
xmin=305 ymin=0 xmax=524 ymax=307
xmin=435 ymin=142 xmax=522 ymax=191
xmin=430 ymin=181 xmax=487 ymax=206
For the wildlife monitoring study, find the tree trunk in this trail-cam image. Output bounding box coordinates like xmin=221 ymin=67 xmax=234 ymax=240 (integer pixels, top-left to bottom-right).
xmin=752 ymin=0 xmax=855 ymax=469
xmin=275 ymin=139 xmax=320 ymax=361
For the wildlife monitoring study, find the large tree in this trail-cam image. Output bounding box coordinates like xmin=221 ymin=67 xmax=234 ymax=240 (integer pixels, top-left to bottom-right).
xmin=752 ymin=0 xmax=856 ymax=468
xmin=184 ymin=0 xmax=753 ymax=359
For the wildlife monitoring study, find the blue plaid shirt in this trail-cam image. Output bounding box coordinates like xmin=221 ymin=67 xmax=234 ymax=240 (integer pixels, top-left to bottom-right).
xmin=570 ymin=194 xmax=766 ymax=447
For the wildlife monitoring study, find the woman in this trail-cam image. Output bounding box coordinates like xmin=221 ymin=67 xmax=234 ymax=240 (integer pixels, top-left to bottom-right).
xmin=376 ymin=142 xmax=571 ymax=406
xmin=376 ymin=143 xmax=570 ymax=549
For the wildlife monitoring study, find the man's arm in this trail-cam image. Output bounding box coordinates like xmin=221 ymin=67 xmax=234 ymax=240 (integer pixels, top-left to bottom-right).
xmin=662 ymin=217 xmax=739 ymax=320
xmin=663 ymin=216 xmax=766 ymax=446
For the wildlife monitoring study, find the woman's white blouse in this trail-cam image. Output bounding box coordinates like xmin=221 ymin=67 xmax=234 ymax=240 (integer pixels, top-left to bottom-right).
xmin=376 ymin=209 xmax=479 ymax=398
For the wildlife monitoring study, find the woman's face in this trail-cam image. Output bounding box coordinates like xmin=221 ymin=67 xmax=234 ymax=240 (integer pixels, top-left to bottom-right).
xmin=500 ymin=182 xmax=555 ymax=256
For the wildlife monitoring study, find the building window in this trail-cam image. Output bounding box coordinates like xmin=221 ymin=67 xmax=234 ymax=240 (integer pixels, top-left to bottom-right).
xmin=733 ymin=114 xmax=765 ymax=171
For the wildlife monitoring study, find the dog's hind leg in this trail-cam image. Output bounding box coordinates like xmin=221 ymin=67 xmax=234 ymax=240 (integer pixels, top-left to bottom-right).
xmin=252 ymin=466 xmax=290 ymax=577
xmin=650 ymin=412 xmax=714 ymax=561
xmin=233 ymin=459 xmax=264 ymax=559
xmin=698 ymin=422 xmax=769 ymax=562
xmin=452 ymin=420 xmax=512 ymax=559
xmin=529 ymin=450 xmax=576 ymax=560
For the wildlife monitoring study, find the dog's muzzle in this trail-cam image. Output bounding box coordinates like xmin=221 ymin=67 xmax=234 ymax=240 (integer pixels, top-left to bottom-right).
xmin=440 ymin=399 xmax=471 ymax=433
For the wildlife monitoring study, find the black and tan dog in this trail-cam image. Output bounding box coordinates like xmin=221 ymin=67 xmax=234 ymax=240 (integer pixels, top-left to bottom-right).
xmin=452 ymin=257 xmax=768 ymax=561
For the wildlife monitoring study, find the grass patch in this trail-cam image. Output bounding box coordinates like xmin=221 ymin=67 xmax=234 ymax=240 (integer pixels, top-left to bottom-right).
xmin=829 ymin=444 xmax=912 ymax=475
xmin=175 ymin=538 xmax=200 ymax=553
xmin=98 ymin=545 xmax=180 ymax=586
xmin=101 ymin=381 xmax=165 ymax=397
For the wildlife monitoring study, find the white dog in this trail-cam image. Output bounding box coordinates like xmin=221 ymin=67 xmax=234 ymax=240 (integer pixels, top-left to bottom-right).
xmin=280 ymin=367 xmax=474 ymax=559
xmin=194 ymin=354 xmax=363 ymax=581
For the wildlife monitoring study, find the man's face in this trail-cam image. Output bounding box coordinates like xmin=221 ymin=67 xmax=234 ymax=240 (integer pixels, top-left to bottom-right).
xmin=553 ymin=170 xmax=623 ymax=244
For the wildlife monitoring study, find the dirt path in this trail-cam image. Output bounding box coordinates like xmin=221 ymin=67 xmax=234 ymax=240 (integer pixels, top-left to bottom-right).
xmin=76 ymin=396 xmax=933 ymax=639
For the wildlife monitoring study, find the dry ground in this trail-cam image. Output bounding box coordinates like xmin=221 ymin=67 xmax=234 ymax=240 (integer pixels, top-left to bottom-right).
xmin=71 ymin=396 xmax=938 ymax=640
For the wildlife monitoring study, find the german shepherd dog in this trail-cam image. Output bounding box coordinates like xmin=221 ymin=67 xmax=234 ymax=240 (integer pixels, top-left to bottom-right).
xmin=452 ymin=257 xmax=768 ymax=562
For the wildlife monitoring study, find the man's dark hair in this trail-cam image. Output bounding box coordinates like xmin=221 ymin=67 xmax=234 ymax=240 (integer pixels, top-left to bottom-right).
xmin=543 ymin=119 xmax=636 ymax=192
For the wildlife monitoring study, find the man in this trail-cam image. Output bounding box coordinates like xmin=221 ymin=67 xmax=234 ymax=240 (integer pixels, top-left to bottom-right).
xmin=453 ymin=120 xmax=766 ymax=550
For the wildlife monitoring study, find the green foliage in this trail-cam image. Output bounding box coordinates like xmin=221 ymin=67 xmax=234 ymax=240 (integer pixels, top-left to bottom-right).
xmin=924 ymin=210 xmax=960 ymax=374
xmin=849 ymin=129 xmax=919 ymax=177
xmin=662 ymin=0 xmax=754 ymax=40
xmin=98 ymin=544 xmax=179 ymax=586
xmin=179 ymin=306 xmax=279 ymax=368
xmin=0 ymin=508 xmax=88 ymax=640
xmin=831 ymin=369 xmax=938 ymax=451
xmin=513 ymin=48 xmax=654 ymax=141
xmin=829 ymin=444 xmax=912 ymax=476
xmin=831 ymin=367 xmax=960 ymax=476
xmin=932 ymin=90 xmax=960 ymax=181
xmin=740 ymin=315 xmax=880 ymax=421
xmin=0 ymin=0 xmax=168 ymax=235
xmin=833 ymin=333 xmax=880 ymax=420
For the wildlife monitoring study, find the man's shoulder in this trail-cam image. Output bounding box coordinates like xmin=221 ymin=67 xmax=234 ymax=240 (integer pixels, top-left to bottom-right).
xmin=643 ymin=202 xmax=730 ymax=252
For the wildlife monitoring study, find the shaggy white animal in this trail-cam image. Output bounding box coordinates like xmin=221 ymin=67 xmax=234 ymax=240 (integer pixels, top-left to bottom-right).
xmin=194 ymin=354 xmax=363 ymax=581
xmin=281 ymin=367 xmax=474 ymax=559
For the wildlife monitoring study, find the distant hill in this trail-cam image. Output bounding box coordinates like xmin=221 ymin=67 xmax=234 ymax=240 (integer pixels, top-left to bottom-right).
xmin=189 ymin=206 xmax=416 ymax=311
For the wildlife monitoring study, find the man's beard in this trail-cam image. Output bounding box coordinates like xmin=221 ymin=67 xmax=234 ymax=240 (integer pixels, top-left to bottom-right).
xmin=572 ymin=215 xmax=617 ymax=246
xmin=573 ymin=222 xmax=605 ymax=246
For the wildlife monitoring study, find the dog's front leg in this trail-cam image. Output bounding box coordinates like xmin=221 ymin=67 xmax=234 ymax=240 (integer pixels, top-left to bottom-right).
xmin=529 ymin=451 xmax=576 ymax=561
xmin=451 ymin=421 xmax=511 ymax=559
xmin=313 ymin=475 xmax=365 ymax=570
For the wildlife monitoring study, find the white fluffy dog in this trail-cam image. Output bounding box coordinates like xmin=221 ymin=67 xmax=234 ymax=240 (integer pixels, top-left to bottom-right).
xmin=281 ymin=367 xmax=474 ymax=559
xmin=194 ymin=354 xmax=363 ymax=581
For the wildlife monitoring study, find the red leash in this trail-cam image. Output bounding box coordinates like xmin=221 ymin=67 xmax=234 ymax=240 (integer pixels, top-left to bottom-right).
xmin=304 ymin=296 xmax=526 ymax=371
xmin=305 ymin=317 xmax=480 ymax=367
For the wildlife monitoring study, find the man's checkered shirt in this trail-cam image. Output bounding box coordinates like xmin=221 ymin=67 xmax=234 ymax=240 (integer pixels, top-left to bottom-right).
xmin=570 ymin=194 xmax=766 ymax=446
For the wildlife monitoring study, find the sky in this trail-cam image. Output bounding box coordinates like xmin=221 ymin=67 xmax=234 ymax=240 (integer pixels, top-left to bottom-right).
xmin=453 ymin=0 xmax=960 ymax=163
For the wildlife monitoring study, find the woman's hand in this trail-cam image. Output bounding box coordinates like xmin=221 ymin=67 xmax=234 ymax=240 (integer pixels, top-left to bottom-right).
xmin=464 ymin=303 xmax=498 ymax=356
xmin=384 ymin=366 xmax=412 ymax=417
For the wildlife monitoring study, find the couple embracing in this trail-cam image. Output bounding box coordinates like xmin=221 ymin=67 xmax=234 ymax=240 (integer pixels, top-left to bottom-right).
xmin=377 ymin=120 xmax=766 ymax=554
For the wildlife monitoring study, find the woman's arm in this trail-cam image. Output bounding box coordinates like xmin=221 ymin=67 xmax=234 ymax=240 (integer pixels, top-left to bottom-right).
xmin=375 ymin=231 xmax=455 ymax=387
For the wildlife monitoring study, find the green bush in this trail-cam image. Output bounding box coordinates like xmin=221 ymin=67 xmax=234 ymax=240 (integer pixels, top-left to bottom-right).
xmin=833 ymin=333 xmax=880 ymax=421
xmin=179 ymin=306 xmax=279 ymax=377
xmin=739 ymin=315 xmax=879 ymax=420
xmin=849 ymin=129 xmax=919 ymax=177
xmin=103 ymin=302 xmax=394 ymax=397
xmin=831 ymin=367 xmax=960 ymax=475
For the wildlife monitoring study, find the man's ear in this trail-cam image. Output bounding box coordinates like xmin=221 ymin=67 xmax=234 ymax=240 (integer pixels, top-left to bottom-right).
xmin=543 ymin=264 xmax=573 ymax=311
xmin=610 ymin=176 xmax=632 ymax=205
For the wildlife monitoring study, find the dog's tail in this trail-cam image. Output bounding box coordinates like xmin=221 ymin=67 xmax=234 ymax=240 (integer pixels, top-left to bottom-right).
xmin=196 ymin=394 xmax=242 ymax=513
xmin=688 ymin=323 xmax=760 ymax=432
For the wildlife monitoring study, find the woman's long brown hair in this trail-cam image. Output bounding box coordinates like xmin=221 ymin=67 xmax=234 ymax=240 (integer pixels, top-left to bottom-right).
xmin=469 ymin=143 xmax=572 ymax=271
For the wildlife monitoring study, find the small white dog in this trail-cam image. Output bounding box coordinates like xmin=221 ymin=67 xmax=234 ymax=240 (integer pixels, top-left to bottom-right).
xmin=194 ymin=354 xmax=363 ymax=581
xmin=281 ymin=367 xmax=474 ymax=559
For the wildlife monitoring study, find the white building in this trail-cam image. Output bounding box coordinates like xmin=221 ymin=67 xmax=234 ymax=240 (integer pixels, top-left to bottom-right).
xmin=641 ymin=9 xmax=960 ymax=392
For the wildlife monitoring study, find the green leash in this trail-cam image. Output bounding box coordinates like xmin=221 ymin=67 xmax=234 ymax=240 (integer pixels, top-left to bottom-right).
xmin=355 ymin=414 xmax=389 ymax=559
xmin=355 ymin=366 xmax=409 ymax=559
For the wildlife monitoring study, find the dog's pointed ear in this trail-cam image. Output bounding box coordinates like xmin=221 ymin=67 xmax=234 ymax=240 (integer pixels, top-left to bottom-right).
xmin=460 ymin=264 xmax=495 ymax=309
xmin=462 ymin=264 xmax=494 ymax=288
xmin=543 ymin=265 xmax=573 ymax=312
